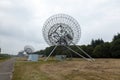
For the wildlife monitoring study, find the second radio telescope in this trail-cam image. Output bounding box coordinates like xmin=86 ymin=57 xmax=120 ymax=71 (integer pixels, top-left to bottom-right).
xmin=24 ymin=45 xmax=34 ymax=54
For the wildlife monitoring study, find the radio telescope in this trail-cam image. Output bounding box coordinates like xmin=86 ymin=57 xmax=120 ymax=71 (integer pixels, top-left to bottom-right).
xmin=43 ymin=14 xmax=94 ymax=61
xmin=24 ymin=45 xmax=34 ymax=54
xmin=24 ymin=45 xmax=39 ymax=61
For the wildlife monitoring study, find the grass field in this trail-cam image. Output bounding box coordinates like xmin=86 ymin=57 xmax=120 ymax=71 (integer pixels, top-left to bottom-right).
xmin=0 ymin=57 xmax=10 ymax=63
xmin=12 ymin=58 xmax=120 ymax=80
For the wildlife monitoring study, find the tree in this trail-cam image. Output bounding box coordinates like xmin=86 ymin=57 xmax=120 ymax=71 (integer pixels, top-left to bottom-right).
xmin=112 ymin=33 xmax=120 ymax=41
xmin=93 ymin=42 xmax=111 ymax=58
xmin=78 ymin=45 xmax=94 ymax=57
xmin=34 ymin=50 xmax=45 ymax=55
xmin=36 ymin=33 xmax=120 ymax=58
xmin=86 ymin=45 xmax=94 ymax=57
xmin=111 ymin=39 xmax=120 ymax=58
xmin=91 ymin=39 xmax=104 ymax=48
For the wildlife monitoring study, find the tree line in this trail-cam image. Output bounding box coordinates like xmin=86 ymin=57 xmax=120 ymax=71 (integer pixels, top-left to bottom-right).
xmin=35 ymin=33 xmax=120 ymax=58
xmin=0 ymin=54 xmax=11 ymax=59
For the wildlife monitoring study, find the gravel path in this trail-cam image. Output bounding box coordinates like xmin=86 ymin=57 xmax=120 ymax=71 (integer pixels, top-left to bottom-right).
xmin=0 ymin=58 xmax=16 ymax=80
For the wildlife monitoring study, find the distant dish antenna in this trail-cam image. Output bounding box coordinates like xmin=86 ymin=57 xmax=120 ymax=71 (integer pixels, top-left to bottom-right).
xmin=24 ymin=45 xmax=34 ymax=54
xmin=24 ymin=45 xmax=39 ymax=61
xmin=42 ymin=14 xmax=94 ymax=61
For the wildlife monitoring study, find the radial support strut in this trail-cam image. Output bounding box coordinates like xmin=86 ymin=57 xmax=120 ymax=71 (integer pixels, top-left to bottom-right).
xmin=71 ymin=42 xmax=95 ymax=61
xmin=44 ymin=45 xmax=57 ymax=61
xmin=65 ymin=46 xmax=93 ymax=61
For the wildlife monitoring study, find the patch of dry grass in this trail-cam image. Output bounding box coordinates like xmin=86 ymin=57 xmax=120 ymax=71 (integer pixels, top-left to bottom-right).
xmin=12 ymin=58 xmax=120 ymax=80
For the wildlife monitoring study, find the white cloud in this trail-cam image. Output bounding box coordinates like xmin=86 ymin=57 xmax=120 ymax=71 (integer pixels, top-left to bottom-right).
xmin=0 ymin=0 xmax=120 ymax=54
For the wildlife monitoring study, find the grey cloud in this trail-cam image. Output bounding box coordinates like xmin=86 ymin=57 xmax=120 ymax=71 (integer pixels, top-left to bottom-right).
xmin=0 ymin=35 xmax=47 ymax=54
xmin=0 ymin=0 xmax=120 ymax=54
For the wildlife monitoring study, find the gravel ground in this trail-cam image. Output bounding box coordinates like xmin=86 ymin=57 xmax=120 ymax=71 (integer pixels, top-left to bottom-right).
xmin=0 ymin=58 xmax=15 ymax=80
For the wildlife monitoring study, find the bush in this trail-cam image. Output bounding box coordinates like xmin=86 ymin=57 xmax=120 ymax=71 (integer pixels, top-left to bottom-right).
xmin=111 ymin=39 xmax=120 ymax=58
xmin=93 ymin=42 xmax=111 ymax=58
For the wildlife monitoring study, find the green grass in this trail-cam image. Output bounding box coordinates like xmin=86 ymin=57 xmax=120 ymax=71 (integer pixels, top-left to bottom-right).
xmin=12 ymin=58 xmax=120 ymax=80
xmin=0 ymin=57 xmax=10 ymax=63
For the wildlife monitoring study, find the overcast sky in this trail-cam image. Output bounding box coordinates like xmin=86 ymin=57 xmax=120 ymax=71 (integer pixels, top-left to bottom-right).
xmin=0 ymin=0 xmax=120 ymax=55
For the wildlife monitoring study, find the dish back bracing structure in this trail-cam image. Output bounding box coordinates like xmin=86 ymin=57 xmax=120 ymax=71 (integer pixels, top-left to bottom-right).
xmin=43 ymin=14 xmax=94 ymax=61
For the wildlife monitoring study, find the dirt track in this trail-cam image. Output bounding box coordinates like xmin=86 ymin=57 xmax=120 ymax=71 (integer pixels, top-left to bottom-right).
xmin=0 ymin=58 xmax=15 ymax=80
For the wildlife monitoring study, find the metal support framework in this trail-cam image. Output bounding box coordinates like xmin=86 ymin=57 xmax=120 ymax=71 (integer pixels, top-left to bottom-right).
xmin=64 ymin=46 xmax=89 ymax=61
xmin=45 ymin=35 xmax=94 ymax=61
xmin=44 ymin=45 xmax=57 ymax=61
xmin=55 ymin=32 xmax=94 ymax=61
xmin=71 ymin=42 xmax=95 ymax=61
